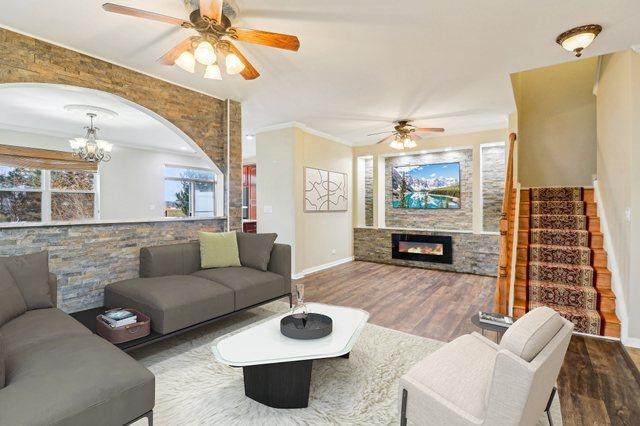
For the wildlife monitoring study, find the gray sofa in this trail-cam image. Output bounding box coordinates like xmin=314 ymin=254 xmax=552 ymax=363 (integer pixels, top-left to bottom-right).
xmin=0 ymin=252 xmax=154 ymax=426
xmin=104 ymin=237 xmax=292 ymax=335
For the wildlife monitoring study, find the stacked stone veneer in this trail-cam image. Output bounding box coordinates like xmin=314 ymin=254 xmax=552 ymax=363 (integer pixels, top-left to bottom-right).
xmin=364 ymin=158 xmax=374 ymax=226
xmin=0 ymin=220 xmax=225 ymax=312
xmin=481 ymin=145 xmax=506 ymax=232
xmin=385 ymin=149 xmax=473 ymax=230
xmin=354 ymin=227 xmax=499 ymax=276
xmin=0 ymin=28 xmax=245 ymax=310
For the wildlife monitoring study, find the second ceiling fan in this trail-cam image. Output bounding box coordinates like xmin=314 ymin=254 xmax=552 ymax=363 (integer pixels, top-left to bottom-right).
xmin=103 ymin=1 xmax=300 ymax=80
xmin=369 ymin=121 xmax=445 ymax=150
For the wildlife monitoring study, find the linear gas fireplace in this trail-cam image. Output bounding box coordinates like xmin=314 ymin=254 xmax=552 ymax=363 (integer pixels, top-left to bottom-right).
xmin=391 ymin=234 xmax=453 ymax=264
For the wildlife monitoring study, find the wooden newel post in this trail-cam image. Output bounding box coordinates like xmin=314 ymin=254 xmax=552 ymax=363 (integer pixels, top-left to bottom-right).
xmin=493 ymin=133 xmax=517 ymax=315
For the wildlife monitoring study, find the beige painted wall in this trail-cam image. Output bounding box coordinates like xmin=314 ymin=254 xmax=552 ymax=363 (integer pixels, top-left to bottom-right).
xmin=595 ymin=50 xmax=640 ymax=342
xmin=353 ymin=128 xmax=508 ymax=233
xmin=513 ymin=58 xmax=598 ymax=187
xmin=295 ymin=130 xmax=353 ymax=272
xmin=256 ymin=126 xmax=353 ymax=275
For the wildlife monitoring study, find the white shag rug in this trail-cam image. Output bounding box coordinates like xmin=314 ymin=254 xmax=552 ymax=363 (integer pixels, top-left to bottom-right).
xmin=131 ymin=302 xmax=562 ymax=425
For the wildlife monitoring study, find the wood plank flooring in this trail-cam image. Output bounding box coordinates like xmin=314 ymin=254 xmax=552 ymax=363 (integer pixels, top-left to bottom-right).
xmin=298 ymin=261 xmax=640 ymax=425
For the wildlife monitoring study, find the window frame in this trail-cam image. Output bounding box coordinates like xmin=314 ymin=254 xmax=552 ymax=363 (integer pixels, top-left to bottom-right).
xmin=0 ymin=164 xmax=100 ymax=223
xmin=163 ymin=165 xmax=216 ymax=219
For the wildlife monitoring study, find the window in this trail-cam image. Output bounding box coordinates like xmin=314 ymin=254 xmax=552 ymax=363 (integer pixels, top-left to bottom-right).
xmin=0 ymin=165 xmax=98 ymax=223
xmin=164 ymin=166 xmax=215 ymax=218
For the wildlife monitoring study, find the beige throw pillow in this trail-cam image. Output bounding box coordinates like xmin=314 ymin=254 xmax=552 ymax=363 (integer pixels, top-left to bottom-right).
xmin=199 ymin=231 xmax=241 ymax=269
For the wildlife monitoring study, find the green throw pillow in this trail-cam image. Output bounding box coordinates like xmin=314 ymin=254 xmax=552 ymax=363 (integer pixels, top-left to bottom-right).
xmin=199 ymin=231 xmax=241 ymax=269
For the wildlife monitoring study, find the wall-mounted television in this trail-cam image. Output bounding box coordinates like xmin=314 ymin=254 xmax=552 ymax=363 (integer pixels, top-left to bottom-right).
xmin=392 ymin=162 xmax=461 ymax=209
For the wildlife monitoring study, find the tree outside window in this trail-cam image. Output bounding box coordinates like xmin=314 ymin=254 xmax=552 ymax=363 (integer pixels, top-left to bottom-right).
xmin=164 ymin=166 xmax=215 ymax=218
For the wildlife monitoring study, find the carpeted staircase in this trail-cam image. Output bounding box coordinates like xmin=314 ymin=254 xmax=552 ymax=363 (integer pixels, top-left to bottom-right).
xmin=525 ymin=187 xmax=602 ymax=335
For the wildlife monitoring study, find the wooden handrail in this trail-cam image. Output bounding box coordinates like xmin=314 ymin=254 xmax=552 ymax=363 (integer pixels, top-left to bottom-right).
xmin=493 ymin=133 xmax=517 ymax=315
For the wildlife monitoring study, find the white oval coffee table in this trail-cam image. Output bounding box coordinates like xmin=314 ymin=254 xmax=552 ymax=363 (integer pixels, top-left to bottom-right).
xmin=212 ymin=303 xmax=369 ymax=408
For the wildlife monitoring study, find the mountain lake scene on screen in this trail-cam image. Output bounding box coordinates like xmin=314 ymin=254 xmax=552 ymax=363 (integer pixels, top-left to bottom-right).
xmin=392 ymin=162 xmax=461 ymax=209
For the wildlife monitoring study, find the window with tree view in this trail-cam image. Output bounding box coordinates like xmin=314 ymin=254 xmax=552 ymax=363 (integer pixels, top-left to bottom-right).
xmin=164 ymin=166 xmax=215 ymax=218
xmin=0 ymin=165 xmax=97 ymax=223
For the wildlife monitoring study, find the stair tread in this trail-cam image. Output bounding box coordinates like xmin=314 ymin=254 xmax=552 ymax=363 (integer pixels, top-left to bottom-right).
xmin=528 ymin=261 xmax=593 ymax=270
xmin=528 ymin=280 xmax=597 ymax=292
xmin=529 ymin=244 xmax=591 ymax=251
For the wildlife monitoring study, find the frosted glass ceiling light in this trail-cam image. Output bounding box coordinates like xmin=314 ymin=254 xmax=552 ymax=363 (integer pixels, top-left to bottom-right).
xmin=403 ymin=137 xmax=417 ymax=149
xmin=226 ymin=53 xmax=245 ymax=75
xmin=194 ymin=41 xmax=217 ymax=65
xmin=389 ymin=137 xmax=404 ymax=150
xmin=175 ymin=51 xmax=196 ymax=73
xmin=556 ymin=25 xmax=602 ymax=57
xmin=204 ymin=64 xmax=222 ymax=80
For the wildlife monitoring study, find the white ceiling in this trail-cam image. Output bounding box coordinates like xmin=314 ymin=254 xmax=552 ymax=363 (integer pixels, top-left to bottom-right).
xmin=0 ymin=84 xmax=197 ymax=154
xmin=1 ymin=1 xmax=640 ymax=148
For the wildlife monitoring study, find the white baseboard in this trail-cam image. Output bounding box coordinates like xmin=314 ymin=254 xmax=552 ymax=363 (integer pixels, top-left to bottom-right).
xmin=292 ymin=257 xmax=354 ymax=280
xmin=593 ymin=180 xmax=630 ymax=344
xmin=624 ymin=336 xmax=640 ymax=349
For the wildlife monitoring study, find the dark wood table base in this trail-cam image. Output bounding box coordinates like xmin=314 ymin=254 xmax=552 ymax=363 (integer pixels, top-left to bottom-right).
xmin=242 ymin=352 xmax=350 ymax=408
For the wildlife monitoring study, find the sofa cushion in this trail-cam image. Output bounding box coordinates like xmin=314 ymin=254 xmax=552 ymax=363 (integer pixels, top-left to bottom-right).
xmin=0 ymin=334 xmax=154 ymax=426
xmin=0 ymin=251 xmax=52 ymax=310
xmin=500 ymin=306 xmax=564 ymax=362
xmin=401 ymin=333 xmax=498 ymax=420
xmin=104 ymin=275 xmax=235 ymax=334
xmin=140 ymin=241 xmax=200 ymax=278
xmin=0 ymin=308 xmax=91 ymax=357
xmin=237 ymin=232 xmax=277 ymax=271
xmin=199 ymin=231 xmax=241 ymax=269
xmin=0 ymin=264 xmax=26 ymax=327
xmin=192 ymin=266 xmax=286 ymax=310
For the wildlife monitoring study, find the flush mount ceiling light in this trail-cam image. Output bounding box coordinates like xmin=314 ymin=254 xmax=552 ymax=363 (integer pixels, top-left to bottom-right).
xmin=556 ymin=24 xmax=602 ymax=57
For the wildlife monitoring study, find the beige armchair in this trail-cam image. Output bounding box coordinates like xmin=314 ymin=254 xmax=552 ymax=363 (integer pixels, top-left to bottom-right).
xmin=399 ymin=307 xmax=573 ymax=426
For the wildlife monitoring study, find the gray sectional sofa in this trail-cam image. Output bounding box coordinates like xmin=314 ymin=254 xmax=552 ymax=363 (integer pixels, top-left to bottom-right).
xmin=0 ymin=252 xmax=154 ymax=426
xmin=105 ymin=236 xmax=292 ymax=335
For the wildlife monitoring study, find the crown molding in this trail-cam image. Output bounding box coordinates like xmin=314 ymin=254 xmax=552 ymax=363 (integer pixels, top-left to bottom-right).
xmin=255 ymin=122 xmax=353 ymax=146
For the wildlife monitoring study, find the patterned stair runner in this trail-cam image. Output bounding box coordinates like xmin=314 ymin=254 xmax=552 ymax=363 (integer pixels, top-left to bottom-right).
xmin=527 ymin=187 xmax=602 ymax=334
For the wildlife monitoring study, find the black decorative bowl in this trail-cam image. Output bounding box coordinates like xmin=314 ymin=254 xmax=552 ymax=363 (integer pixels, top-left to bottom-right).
xmin=280 ymin=313 xmax=333 ymax=340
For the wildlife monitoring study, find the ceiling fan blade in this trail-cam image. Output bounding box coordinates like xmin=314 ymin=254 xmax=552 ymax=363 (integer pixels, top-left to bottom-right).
xmin=227 ymin=42 xmax=260 ymax=80
xmin=102 ymin=3 xmax=188 ymax=26
xmin=366 ymin=130 xmax=395 ymax=137
xmin=157 ymin=36 xmax=198 ymax=65
xmin=231 ymin=28 xmax=300 ymax=51
xmin=413 ymin=127 xmax=445 ymax=133
xmin=199 ymin=0 xmax=223 ymax=23
xmin=376 ymin=134 xmax=396 ymax=145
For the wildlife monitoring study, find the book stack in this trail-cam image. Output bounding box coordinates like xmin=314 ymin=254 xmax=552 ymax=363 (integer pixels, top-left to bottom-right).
xmin=100 ymin=309 xmax=138 ymax=328
xmin=478 ymin=311 xmax=514 ymax=327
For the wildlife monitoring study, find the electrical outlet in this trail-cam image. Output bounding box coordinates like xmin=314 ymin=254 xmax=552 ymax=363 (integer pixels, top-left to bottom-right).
xmin=625 ymin=207 xmax=632 ymax=223
xmin=264 ymin=205 xmax=273 ymax=214
xmin=149 ymin=204 xmax=155 ymax=211
xmin=331 ymin=249 xmax=336 ymax=255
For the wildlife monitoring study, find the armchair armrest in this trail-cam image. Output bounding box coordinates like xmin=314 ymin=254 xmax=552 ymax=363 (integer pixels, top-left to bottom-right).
xmin=470 ymin=332 xmax=501 ymax=350
xmin=268 ymin=243 xmax=291 ymax=295
xmin=48 ymin=272 xmax=58 ymax=308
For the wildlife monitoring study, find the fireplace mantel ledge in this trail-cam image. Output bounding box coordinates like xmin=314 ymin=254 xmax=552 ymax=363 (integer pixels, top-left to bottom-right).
xmin=355 ymin=226 xmax=500 ymax=236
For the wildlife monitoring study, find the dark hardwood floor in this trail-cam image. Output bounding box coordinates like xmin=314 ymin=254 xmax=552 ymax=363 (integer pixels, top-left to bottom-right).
xmin=298 ymin=261 xmax=640 ymax=426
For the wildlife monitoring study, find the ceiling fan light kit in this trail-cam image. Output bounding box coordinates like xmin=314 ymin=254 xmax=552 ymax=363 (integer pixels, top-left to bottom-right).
xmin=102 ymin=1 xmax=300 ymax=81
xmin=556 ymin=24 xmax=602 ymax=57
xmin=372 ymin=120 xmax=445 ymax=150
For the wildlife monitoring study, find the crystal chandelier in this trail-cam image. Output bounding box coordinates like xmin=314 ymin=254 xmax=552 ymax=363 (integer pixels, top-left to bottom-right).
xmin=69 ymin=113 xmax=113 ymax=163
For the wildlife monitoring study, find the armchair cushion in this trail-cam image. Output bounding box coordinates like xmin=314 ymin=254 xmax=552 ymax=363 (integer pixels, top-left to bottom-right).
xmin=236 ymin=232 xmax=277 ymax=271
xmin=0 ymin=251 xmax=52 ymax=310
xmin=500 ymin=306 xmax=564 ymax=362
xmin=0 ymin=264 xmax=26 ymax=327
xmin=400 ymin=333 xmax=498 ymax=420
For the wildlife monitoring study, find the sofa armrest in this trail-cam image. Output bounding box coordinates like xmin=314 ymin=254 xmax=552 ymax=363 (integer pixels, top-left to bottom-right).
xmin=268 ymin=243 xmax=291 ymax=294
xmin=48 ymin=272 xmax=58 ymax=308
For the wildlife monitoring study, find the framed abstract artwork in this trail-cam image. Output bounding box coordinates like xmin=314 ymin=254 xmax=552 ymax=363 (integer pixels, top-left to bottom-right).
xmin=304 ymin=167 xmax=348 ymax=212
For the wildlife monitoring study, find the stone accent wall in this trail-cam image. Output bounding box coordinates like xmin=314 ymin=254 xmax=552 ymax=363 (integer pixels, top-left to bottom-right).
xmin=385 ymin=150 xmax=473 ymax=230
xmin=364 ymin=158 xmax=374 ymax=226
xmin=0 ymin=28 xmax=241 ymax=229
xmin=354 ymin=227 xmax=499 ymax=276
xmin=481 ymin=145 xmax=506 ymax=232
xmin=0 ymin=220 xmax=225 ymax=312
xmin=225 ymin=100 xmax=243 ymax=231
